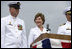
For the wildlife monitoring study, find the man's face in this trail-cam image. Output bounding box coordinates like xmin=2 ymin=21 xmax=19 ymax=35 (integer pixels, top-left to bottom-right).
xmin=66 ymin=14 xmax=71 ymax=22
xmin=9 ymin=7 xmax=19 ymax=17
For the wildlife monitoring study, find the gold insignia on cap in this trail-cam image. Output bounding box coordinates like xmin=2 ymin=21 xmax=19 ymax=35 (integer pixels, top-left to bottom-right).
xmin=17 ymin=2 xmax=21 ymax=5
xmin=67 ymin=11 xmax=71 ymax=14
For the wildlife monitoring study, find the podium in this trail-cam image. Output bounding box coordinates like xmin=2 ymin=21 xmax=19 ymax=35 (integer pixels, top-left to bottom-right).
xmin=30 ymin=33 xmax=71 ymax=48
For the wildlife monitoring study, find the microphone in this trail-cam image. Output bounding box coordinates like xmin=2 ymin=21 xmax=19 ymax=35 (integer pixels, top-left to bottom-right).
xmin=46 ymin=24 xmax=51 ymax=33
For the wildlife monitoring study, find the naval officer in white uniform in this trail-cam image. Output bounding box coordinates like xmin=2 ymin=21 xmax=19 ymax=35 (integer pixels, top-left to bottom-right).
xmin=57 ymin=6 xmax=71 ymax=35
xmin=28 ymin=13 xmax=50 ymax=48
xmin=1 ymin=2 xmax=27 ymax=48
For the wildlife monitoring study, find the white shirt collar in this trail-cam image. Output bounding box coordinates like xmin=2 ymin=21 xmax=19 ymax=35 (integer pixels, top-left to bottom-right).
xmin=9 ymin=15 xmax=18 ymax=20
xmin=66 ymin=21 xmax=71 ymax=25
xmin=9 ymin=15 xmax=19 ymax=22
xmin=35 ymin=26 xmax=46 ymax=32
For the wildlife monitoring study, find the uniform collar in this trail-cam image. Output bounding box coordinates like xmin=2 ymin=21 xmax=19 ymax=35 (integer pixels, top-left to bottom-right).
xmin=66 ymin=21 xmax=71 ymax=25
xmin=9 ymin=15 xmax=18 ymax=20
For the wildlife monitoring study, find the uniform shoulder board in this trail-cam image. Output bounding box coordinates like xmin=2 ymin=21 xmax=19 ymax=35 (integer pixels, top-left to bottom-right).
xmin=60 ymin=23 xmax=66 ymax=26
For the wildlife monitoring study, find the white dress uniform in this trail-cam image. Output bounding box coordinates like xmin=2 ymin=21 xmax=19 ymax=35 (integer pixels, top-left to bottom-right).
xmin=1 ymin=15 xmax=27 ymax=48
xmin=28 ymin=26 xmax=49 ymax=48
xmin=57 ymin=21 xmax=71 ymax=35
xmin=57 ymin=6 xmax=71 ymax=35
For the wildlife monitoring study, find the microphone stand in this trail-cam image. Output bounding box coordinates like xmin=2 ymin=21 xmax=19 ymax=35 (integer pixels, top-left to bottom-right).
xmin=46 ymin=24 xmax=51 ymax=33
